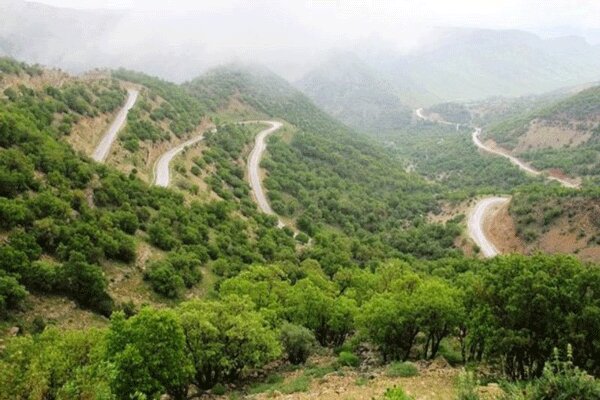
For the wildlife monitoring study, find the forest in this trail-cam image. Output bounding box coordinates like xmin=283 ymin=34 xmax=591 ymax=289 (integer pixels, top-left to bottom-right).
xmin=1 ymin=58 xmax=600 ymax=399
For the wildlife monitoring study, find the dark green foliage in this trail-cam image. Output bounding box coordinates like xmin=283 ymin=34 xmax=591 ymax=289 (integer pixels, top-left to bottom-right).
xmin=113 ymin=69 xmax=206 ymax=151
xmin=280 ymin=322 xmax=316 ymax=364
xmin=0 ymin=271 xmax=27 ymax=317
xmin=60 ymin=252 xmax=113 ymax=316
xmin=144 ymin=261 xmax=185 ymax=298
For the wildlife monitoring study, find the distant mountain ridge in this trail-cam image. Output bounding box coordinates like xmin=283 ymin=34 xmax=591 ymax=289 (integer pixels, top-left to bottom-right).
xmin=295 ymin=52 xmax=416 ymax=135
xmin=370 ymin=28 xmax=600 ymax=102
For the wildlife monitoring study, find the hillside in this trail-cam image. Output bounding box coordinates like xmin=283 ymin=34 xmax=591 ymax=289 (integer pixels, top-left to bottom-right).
xmin=1 ymin=55 xmax=600 ymax=399
xmin=364 ymin=28 xmax=600 ymax=102
xmin=485 ymin=85 xmax=600 ymax=183
xmin=296 ymin=53 xmax=413 ymax=135
xmin=187 ymin=65 xmax=464 ymax=263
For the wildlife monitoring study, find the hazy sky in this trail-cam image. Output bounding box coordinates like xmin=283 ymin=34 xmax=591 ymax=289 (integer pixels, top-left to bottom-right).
xmin=32 ymin=0 xmax=600 ymax=46
xmin=5 ymin=0 xmax=599 ymax=82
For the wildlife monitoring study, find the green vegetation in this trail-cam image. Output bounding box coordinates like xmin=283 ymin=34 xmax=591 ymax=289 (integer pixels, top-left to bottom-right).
xmin=112 ymin=69 xmax=207 ymax=151
xmin=389 ymin=123 xmax=537 ymax=197
xmin=386 ymin=362 xmax=419 ymax=378
xmin=485 ymin=85 xmax=600 ymax=182
xmin=382 ymin=387 xmax=415 ymax=400
xmin=510 ymin=184 xmax=600 ymax=243
xmin=2 ymin=59 xmax=600 ymax=399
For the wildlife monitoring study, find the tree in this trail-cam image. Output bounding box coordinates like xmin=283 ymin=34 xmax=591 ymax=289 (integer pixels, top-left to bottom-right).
xmin=60 ymin=252 xmax=113 ymax=316
xmin=414 ymin=279 xmax=464 ymax=359
xmin=178 ymin=296 xmax=281 ymax=390
xmin=285 ymin=278 xmax=357 ymax=346
xmin=359 ymin=292 xmax=419 ymax=361
xmin=106 ymin=309 xmax=192 ymax=400
xmin=144 ymin=261 xmax=185 ymax=299
xmin=0 ymin=328 xmax=113 ymax=400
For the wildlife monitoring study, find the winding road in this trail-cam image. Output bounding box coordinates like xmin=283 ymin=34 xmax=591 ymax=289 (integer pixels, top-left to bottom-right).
xmin=415 ymin=108 xmax=579 ymax=257
xmin=467 ymin=197 xmax=511 ymax=257
xmin=92 ymin=88 xmax=139 ymax=162
xmin=153 ymin=133 xmax=208 ymax=187
xmin=246 ymin=121 xmax=285 ymax=228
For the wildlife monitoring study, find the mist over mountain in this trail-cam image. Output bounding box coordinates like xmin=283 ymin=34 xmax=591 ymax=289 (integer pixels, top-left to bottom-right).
xmin=296 ymin=52 xmax=418 ymax=134
xmin=2 ymin=0 xmax=600 ymax=105
xmin=364 ymin=28 xmax=600 ymax=101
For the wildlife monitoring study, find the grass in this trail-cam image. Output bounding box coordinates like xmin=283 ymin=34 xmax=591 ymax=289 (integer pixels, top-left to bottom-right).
xmin=386 ymin=362 xmax=420 ymax=378
xmin=248 ymin=372 xmax=312 ymax=395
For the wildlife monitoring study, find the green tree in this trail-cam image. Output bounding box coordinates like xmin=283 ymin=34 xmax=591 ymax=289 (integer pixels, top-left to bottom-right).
xmin=106 ymin=309 xmax=192 ymax=400
xmin=178 ymin=296 xmax=281 ymax=390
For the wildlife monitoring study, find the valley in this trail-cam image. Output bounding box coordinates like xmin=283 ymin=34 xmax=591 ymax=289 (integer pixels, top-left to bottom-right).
xmin=0 ymin=3 xmax=600 ymax=399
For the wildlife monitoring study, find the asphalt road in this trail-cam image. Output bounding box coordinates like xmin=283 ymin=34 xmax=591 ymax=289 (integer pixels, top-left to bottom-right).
xmin=92 ymin=89 xmax=139 ymax=162
xmin=153 ymin=132 xmax=210 ymax=187
xmin=468 ymin=197 xmax=511 ymax=257
xmin=246 ymin=121 xmax=284 ymax=227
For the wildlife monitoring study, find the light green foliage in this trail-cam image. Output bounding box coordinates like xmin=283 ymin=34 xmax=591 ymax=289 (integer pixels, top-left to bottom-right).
xmin=178 ymin=295 xmax=281 ymax=390
xmin=106 ymin=309 xmax=192 ymax=400
xmin=0 ymin=328 xmax=113 ymax=400
xmin=337 ymin=351 xmax=360 ymax=367
xmin=285 ymin=277 xmax=357 ymax=346
xmin=455 ymin=371 xmax=480 ymax=400
xmin=382 ymin=387 xmax=415 ymax=400
xmin=501 ymin=346 xmax=600 ymax=400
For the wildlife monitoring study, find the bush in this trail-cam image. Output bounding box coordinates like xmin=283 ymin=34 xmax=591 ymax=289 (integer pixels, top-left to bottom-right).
xmin=337 ymin=351 xmax=360 ymax=368
xmin=144 ymin=262 xmax=185 ymax=299
xmin=211 ymin=383 xmax=226 ymax=395
xmin=280 ymin=322 xmax=316 ymax=364
xmin=382 ymin=387 xmax=414 ymax=400
xmin=386 ymin=362 xmax=419 ymax=378
xmin=456 ymin=371 xmax=480 ymax=400
xmin=295 ymin=232 xmax=309 ymax=244
xmin=504 ymin=346 xmax=600 ymax=400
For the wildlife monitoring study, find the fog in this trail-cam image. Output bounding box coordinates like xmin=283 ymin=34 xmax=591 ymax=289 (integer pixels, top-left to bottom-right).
xmin=2 ymin=0 xmax=600 ymax=82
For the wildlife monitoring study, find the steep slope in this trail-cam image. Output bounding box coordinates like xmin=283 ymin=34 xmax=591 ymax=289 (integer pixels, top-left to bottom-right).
xmin=296 ymin=53 xmax=413 ymax=135
xmin=367 ymin=28 xmax=600 ymax=101
xmin=0 ymin=58 xmax=297 ymax=325
xmin=485 ymin=85 xmax=600 ymax=183
xmin=187 ymin=65 xmax=463 ymax=266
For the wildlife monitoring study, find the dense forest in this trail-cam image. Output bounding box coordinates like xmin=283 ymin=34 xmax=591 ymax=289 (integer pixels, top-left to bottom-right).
xmin=1 ymin=58 xmax=600 ymax=399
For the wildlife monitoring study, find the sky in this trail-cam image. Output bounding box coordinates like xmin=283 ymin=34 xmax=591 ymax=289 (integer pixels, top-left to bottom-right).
xmin=31 ymin=0 xmax=600 ymax=46
xmin=3 ymin=0 xmax=599 ymax=82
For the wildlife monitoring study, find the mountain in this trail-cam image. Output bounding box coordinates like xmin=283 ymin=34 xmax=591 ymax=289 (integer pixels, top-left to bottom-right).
xmin=486 ymin=85 xmax=600 ymax=182
xmin=186 ymin=63 xmax=347 ymax=134
xmin=364 ymin=28 xmax=600 ymax=102
xmin=296 ymin=53 xmax=417 ymax=134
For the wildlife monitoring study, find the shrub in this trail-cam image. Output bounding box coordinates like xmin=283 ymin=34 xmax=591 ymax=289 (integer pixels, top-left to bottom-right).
xmin=456 ymin=371 xmax=480 ymax=400
xmin=382 ymin=387 xmax=414 ymax=400
xmin=211 ymin=383 xmax=226 ymax=395
xmin=144 ymin=262 xmax=185 ymax=299
xmin=338 ymin=351 xmax=360 ymax=368
xmin=280 ymin=322 xmax=316 ymax=365
xmin=386 ymin=362 xmax=419 ymax=378
xmin=295 ymin=232 xmax=309 ymax=244
xmin=510 ymin=346 xmax=600 ymax=400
